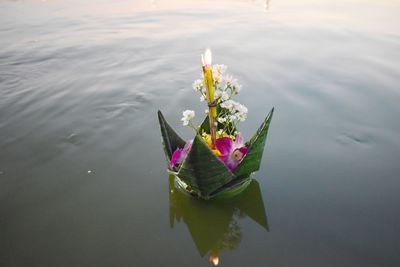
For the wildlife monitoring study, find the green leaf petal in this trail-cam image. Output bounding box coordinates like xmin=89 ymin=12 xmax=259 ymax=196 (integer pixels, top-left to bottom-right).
xmin=200 ymin=116 xmax=210 ymax=134
xmin=234 ymin=108 xmax=274 ymax=178
xmin=177 ymin=135 xmax=234 ymax=198
xmin=158 ymin=110 xmax=186 ymax=164
xmin=210 ymin=177 xmax=252 ymax=198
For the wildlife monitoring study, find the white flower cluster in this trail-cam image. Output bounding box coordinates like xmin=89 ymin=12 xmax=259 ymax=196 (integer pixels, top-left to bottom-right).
xmin=181 ymin=110 xmax=195 ymax=126
xmin=189 ymin=64 xmax=248 ymax=135
xmin=214 ymin=90 xmax=229 ymax=102
xmin=224 ymin=75 xmax=242 ymax=94
xmin=192 ymin=79 xmax=204 ymax=92
xmin=212 ymin=64 xmax=227 ymax=83
xmin=191 ymin=65 xmax=242 ymax=101
xmin=220 ymin=100 xmax=248 ymax=122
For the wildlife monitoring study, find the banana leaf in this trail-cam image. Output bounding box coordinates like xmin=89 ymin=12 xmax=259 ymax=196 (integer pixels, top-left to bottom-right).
xmin=158 ymin=108 xmax=274 ymax=199
xmin=234 ymin=107 xmax=274 ymax=178
xmin=158 ymin=111 xmax=186 ymax=169
xmin=177 ymin=134 xmax=235 ymax=198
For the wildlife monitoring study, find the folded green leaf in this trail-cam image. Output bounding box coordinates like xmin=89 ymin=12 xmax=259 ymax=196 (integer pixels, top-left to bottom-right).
xmin=158 ymin=110 xmax=186 ymax=165
xmin=177 ymin=135 xmax=234 ymax=198
xmin=209 ymin=176 xmax=252 ymax=197
xmin=234 ymin=108 xmax=274 ymax=178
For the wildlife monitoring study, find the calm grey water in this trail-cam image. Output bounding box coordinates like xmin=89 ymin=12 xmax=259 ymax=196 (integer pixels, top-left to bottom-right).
xmin=1 ymin=0 xmax=400 ymax=266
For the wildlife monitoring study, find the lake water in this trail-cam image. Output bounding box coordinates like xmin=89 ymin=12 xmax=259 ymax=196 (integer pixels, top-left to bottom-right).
xmin=1 ymin=0 xmax=400 ymax=266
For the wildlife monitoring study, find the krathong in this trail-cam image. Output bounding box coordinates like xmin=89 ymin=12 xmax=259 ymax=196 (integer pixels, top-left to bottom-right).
xmin=158 ymin=49 xmax=274 ymax=199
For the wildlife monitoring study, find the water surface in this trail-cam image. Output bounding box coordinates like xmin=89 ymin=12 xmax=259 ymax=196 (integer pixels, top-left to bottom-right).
xmin=1 ymin=0 xmax=400 ymax=266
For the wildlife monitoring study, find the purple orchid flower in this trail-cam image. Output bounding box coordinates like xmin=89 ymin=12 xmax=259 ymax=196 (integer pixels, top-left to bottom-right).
xmin=215 ymin=133 xmax=248 ymax=172
xmin=170 ymin=140 xmax=193 ymax=169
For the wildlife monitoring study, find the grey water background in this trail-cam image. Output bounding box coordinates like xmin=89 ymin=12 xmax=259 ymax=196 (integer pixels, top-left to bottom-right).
xmin=1 ymin=0 xmax=400 ymax=266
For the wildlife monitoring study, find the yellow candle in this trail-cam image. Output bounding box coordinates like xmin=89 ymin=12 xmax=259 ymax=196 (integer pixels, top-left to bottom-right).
xmin=202 ymin=48 xmax=217 ymax=148
xmin=204 ymin=70 xmax=216 ymax=117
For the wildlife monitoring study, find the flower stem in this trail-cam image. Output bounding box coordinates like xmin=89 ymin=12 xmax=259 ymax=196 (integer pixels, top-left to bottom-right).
xmin=188 ymin=121 xmax=198 ymax=133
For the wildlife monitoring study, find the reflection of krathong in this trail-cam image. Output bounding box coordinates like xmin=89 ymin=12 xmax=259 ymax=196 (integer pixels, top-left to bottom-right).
xmin=169 ymin=175 xmax=269 ymax=265
xmin=158 ymin=49 xmax=274 ymax=199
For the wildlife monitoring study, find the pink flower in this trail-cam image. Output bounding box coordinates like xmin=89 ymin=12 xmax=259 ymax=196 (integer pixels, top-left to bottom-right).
xmin=215 ymin=133 xmax=248 ymax=171
xmin=170 ymin=140 xmax=192 ymax=169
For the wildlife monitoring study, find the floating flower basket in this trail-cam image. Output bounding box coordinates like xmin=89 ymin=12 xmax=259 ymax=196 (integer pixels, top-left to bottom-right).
xmin=158 ymin=49 xmax=274 ymax=199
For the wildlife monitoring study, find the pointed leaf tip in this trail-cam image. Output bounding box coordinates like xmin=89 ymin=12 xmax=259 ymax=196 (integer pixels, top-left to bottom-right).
xmin=234 ymin=108 xmax=274 ymax=178
xmin=158 ymin=110 xmax=186 ymax=166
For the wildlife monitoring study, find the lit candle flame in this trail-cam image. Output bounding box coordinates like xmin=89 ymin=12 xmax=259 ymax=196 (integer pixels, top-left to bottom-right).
xmin=209 ymin=255 xmax=219 ymax=266
xmin=204 ymin=48 xmax=212 ymax=66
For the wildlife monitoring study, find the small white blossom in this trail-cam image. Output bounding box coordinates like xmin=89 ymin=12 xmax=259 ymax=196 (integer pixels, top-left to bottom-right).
xmin=237 ymin=113 xmax=247 ymax=122
xmin=217 ymin=117 xmax=227 ymax=123
xmin=236 ymin=103 xmax=248 ymax=114
xmin=213 ymin=64 xmax=227 ymax=76
xmin=220 ymin=91 xmax=229 ymax=101
xmin=212 ymin=64 xmax=227 ymax=83
xmin=200 ymin=95 xmax=206 ymax=102
xmin=225 ymin=75 xmax=242 ymax=94
xmin=205 ymin=109 xmax=209 ymax=114
xmin=181 ymin=110 xmax=195 ymax=126
xmin=217 ymin=129 xmax=224 ymax=135
xmin=220 ymin=99 xmax=235 ymax=111
xmin=214 ymin=89 xmax=229 ymax=102
xmin=225 ymin=75 xmax=238 ymax=87
xmin=192 ymin=79 xmax=203 ymax=91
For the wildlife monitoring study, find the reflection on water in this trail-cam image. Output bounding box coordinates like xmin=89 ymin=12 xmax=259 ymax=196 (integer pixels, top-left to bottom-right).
xmin=168 ymin=175 xmax=268 ymax=265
